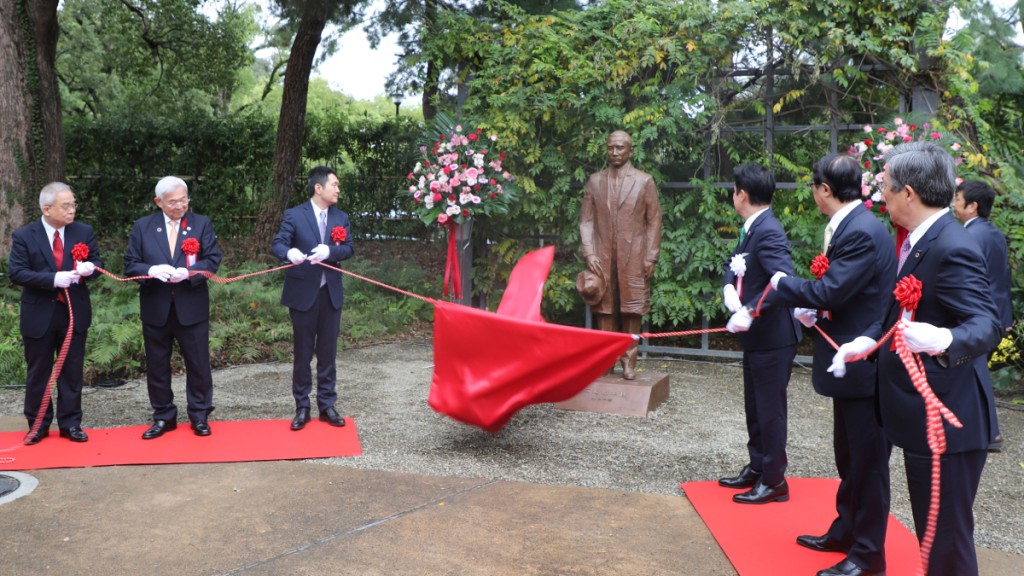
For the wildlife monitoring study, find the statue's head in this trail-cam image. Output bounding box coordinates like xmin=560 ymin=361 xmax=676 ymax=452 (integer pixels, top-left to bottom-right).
xmin=606 ymin=131 xmax=633 ymax=169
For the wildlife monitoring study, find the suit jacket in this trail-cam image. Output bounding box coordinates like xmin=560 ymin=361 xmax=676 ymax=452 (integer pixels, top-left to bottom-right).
xmin=123 ymin=210 xmax=222 ymax=327
xmin=775 ymin=204 xmax=896 ymax=398
xmin=723 ymin=208 xmax=801 ymax=352
xmin=270 ymin=200 xmax=354 ymax=311
xmin=965 ymin=217 xmax=1012 ymax=330
xmin=878 ymin=212 xmax=1001 ymax=453
xmin=579 ymin=162 xmax=662 ymax=315
xmin=9 ymin=220 xmax=104 ymax=338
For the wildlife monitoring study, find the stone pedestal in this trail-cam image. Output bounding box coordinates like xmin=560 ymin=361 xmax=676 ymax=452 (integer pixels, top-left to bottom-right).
xmin=554 ymin=372 xmax=669 ymax=417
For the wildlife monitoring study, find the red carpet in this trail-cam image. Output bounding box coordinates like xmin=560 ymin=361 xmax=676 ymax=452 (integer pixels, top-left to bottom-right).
xmin=682 ymin=478 xmax=921 ymax=576
xmin=0 ymin=419 xmax=361 ymax=471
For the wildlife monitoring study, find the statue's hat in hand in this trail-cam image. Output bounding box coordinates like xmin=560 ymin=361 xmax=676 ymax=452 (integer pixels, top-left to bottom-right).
xmin=576 ymin=269 xmax=606 ymax=306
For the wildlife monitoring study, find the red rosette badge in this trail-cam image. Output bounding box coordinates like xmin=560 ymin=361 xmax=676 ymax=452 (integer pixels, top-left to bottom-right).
xmin=893 ymin=274 xmax=922 ymax=322
xmin=810 ymin=254 xmax=829 ymax=280
xmin=331 ymin=226 xmax=347 ymax=245
xmin=71 ymin=242 xmax=90 ymax=264
xmin=810 ymin=253 xmax=831 ymax=319
xmin=181 ymin=237 xmax=200 ymax=267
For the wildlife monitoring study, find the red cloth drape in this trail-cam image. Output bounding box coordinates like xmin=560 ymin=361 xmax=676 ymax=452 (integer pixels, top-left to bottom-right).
xmin=428 ymin=246 xmax=634 ymax=432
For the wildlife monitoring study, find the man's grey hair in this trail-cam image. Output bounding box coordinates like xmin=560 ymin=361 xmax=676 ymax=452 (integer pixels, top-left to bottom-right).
xmin=155 ymin=176 xmax=188 ymax=200
xmin=882 ymin=141 xmax=957 ymax=208
xmin=38 ymin=182 xmax=72 ymax=210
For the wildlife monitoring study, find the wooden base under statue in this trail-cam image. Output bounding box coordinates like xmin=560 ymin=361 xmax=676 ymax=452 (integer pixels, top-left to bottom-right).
xmin=554 ymin=371 xmax=669 ymax=417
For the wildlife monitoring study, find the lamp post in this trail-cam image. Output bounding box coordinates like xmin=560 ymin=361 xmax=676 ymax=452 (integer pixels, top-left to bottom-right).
xmin=390 ymin=92 xmax=402 ymax=118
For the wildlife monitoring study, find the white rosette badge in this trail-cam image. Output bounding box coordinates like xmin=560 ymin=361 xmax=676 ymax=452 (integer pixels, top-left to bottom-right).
xmin=730 ymin=253 xmax=748 ymax=299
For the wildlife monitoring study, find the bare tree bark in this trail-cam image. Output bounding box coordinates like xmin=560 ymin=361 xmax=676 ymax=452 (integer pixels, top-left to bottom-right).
xmin=0 ymin=0 xmax=63 ymax=257
xmin=254 ymin=7 xmax=329 ymax=254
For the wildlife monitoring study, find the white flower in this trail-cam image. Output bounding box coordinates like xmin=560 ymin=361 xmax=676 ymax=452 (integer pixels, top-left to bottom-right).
xmin=446 ymin=205 xmax=460 ymax=216
xmin=863 ymin=125 xmax=873 ymax=133
xmin=472 ymin=195 xmax=481 ymax=204
xmin=473 ymin=154 xmax=485 ymax=168
xmin=730 ymin=254 xmax=747 ymax=277
xmin=871 ymin=191 xmax=882 ymax=203
xmin=460 ymin=192 xmax=472 ymax=204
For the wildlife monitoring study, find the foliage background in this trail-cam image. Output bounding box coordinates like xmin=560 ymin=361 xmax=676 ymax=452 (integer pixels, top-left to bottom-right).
xmin=2 ymin=0 xmax=1023 ymax=393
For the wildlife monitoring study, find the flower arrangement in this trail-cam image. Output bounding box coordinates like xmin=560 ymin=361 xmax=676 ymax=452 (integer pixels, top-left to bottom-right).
xmin=847 ymin=117 xmax=967 ymax=212
xmin=405 ymin=115 xmax=517 ymax=226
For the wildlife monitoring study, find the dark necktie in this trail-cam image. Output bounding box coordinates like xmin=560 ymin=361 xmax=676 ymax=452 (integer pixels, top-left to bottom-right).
xmin=738 ymin=226 xmax=747 ymax=245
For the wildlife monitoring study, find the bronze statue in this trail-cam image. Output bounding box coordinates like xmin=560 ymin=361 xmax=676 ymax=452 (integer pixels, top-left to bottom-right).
xmin=578 ymin=130 xmax=663 ymax=380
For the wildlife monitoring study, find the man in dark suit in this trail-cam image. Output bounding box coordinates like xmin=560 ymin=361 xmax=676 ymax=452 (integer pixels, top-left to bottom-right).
xmin=953 ymin=179 xmax=1010 ymax=451
xmin=720 ymin=163 xmax=802 ymax=504
xmin=271 ymin=166 xmax=354 ymax=430
xmin=832 ymin=142 xmax=1001 ymax=576
xmin=770 ymin=154 xmax=895 ymax=576
xmin=9 ymin=182 xmax=103 ymax=444
xmin=124 ymin=176 xmax=222 ymax=439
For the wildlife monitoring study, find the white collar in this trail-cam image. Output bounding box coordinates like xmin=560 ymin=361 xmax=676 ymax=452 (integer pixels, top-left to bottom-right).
xmin=908 ymin=208 xmax=950 ymax=248
xmin=40 ymin=218 xmax=64 ymax=242
xmin=743 ymin=207 xmax=769 ymax=232
xmin=827 ymin=200 xmax=862 ymax=233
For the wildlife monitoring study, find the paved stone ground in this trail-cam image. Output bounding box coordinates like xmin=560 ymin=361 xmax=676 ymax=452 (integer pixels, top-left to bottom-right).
xmin=1 ymin=341 xmax=1022 ymax=574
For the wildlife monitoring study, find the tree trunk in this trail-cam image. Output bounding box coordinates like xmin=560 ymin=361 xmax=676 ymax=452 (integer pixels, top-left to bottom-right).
xmin=254 ymin=8 xmax=328 ymax=255
xmin=0 ymin=0 xmax=62 ymax=258
xmin=420 ymin=0 xmax=439 ymax=122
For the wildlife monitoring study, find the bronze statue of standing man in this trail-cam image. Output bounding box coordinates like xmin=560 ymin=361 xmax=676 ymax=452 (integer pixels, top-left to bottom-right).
xmin=578 ymin=130 xmax=663 ymax=380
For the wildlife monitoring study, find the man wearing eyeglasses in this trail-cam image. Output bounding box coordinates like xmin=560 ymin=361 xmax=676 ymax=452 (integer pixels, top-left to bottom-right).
xmin=9 ymin=182 xmax=103 ymax=445
xmin=124 ymin=176 xmax=222 ymax=439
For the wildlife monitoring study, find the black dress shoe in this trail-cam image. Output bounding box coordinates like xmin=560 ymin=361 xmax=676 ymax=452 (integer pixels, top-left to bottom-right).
xmin=797 ymin=534 xmax=845 ymax=553
xmin=59 ymin=426 xmax=89 ymax=442
xmin=718 ymin=465 xmax=761 ymax=489
xmin=291 ymin=407 xmax=311 ymax=431
xmin=319 ymin=406 xmax=346 ymax=427
xmin=733 ymin=479 xmax=789 ymax=504
xmin=142 ymin=419 xmax=178 ymax=440
xmin=191 ymin=420 xmax=211 ymax=436
xmin=24 ymin=429 xmax=49 ymax=445
xmin=817 ymin=558 xmax=884 ymax=576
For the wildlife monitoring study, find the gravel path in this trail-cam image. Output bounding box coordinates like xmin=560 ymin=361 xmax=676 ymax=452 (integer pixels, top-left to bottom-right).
xmin=2 ymin=340 xmax=1021 ymax=555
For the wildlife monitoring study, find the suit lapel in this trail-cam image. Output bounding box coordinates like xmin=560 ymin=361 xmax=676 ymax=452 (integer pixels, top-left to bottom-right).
xmin=617 ymin=169 xmax=640 ymax=209
xmin=302 ymin=202 xmax=322 ymax=243
xmin=32 ymin=222 xmax=60 ymax=271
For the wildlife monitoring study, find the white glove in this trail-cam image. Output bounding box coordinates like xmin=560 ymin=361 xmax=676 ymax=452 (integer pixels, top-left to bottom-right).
xmin=900 ymin=319 xmax=953 ymax=356
xmin=828 ymin=336 xmax=877 ymax=378
xmin=723 ymin=284 xmax=742 ymax=313
xmin=54 ymin=271 xmax=79 ymax=288
xmin=793 ymin=307 xmax=818 ymax=328
xmin=307 ymin=243 xmax=330 ymax=263
xmin=286 ymin=248 xmax=306 ymax=265
xmin=147 ymin=264 xmax=174 ymax=282
xmin=726 ymin=307 xmax=753 ymax=333
xmin=770 ymin=271 xmax=787 ymax=290
xmin=76 ymin=261 xmax=96 ymax=277
xmin=168 ymin=267 xmax=190 ymax=283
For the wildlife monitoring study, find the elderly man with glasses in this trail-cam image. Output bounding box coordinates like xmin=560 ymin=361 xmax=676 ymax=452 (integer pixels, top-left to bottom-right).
xmin=124 ymin=176 xmax=222 ymax=439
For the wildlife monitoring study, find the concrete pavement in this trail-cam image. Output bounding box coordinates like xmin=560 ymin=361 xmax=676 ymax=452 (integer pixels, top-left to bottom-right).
xmin=1 ymin=418 xmax=1021 ymax=575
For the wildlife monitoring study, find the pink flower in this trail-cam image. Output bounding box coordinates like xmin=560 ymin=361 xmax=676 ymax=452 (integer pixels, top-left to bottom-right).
xmin=863 ymin=125 xmax=873 ymax=133
xmin=951 ymin=142 xmax=961 ymax=151
xmin=930 ymin=132 xmax=941 ymax=140
xmin=438 ymin=213 xmax=448 ymax=224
